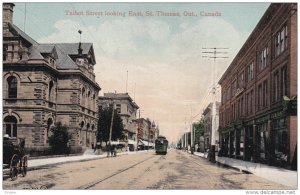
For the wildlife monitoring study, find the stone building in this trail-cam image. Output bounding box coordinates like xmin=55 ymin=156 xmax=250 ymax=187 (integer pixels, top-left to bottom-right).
xmin=98 ymin=93 xmax=139 ymax=149
xmin=203 ymin=102 xmax=220 ymax=151
xmin=218 ymin=3 xmax=297 ymax=169
xmin=3 ymin=3 xmax=101 ymax=154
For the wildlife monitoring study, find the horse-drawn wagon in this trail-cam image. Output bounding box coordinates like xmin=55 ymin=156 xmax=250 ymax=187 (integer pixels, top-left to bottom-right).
xmin=3 ymin=135 xmax=28 ymax=180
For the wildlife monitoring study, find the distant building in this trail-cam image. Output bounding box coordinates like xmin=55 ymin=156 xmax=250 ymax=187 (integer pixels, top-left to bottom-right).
xmin=203 ymin=102 xmax=220 ymax=151
xmin=98 ymin=93 xmax=139 ymax=149
xmin=3 ymin=3 xmax=101 ymax=154
xmin=218 ymin=3 xmax=297 ymax=169
xmin=133 ymin=118 xmax=158 ymax=149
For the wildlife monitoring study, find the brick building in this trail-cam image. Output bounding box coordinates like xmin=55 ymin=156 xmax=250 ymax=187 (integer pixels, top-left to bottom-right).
xmin=134 ymin=118 xmax=157 ymax=149
xmin=3 ymin=3 xmax=101 ymax=154
xmin=218 ymin=3 xmax=297 ymax=169
xmin=98 ymin=93 xmax=139 ymax=149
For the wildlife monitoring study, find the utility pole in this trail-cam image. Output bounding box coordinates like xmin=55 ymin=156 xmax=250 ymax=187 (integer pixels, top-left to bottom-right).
xmin=202 ymin=47 xmax=228 ymax=162
xmin=109 ymin=101 xmax=115 ymax=146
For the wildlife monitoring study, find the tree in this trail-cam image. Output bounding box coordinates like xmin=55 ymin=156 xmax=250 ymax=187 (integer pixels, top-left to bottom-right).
xmin=193 ymin=117 xmax=205 ymax=144
xmin=97 ymin=106 xmax=125 ymax=145
xmin=48 ymin=122 xmax=71 ymax=154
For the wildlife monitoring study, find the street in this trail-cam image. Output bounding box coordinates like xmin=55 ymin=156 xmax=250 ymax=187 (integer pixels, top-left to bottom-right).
xmin=3 ymin=150 xmax=288 ymax=190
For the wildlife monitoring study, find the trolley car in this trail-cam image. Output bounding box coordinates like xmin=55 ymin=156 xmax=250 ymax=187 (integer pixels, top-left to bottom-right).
xmin=3 ymin=136 xmax=28 ymax=180
xmin=155 ymin=136 xmax=168 ymax=155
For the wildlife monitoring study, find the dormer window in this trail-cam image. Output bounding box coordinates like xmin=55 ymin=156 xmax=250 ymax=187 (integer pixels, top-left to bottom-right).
xmin=76 ymin=58 xmax=85 ymax=66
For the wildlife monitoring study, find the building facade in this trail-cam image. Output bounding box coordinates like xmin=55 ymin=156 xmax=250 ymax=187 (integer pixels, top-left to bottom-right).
xmin=98 ymin=93 xmax=139 ymax=149
xmin=218 ymin=3 xmax=297 ymax=169
xmin=134 ymin=118 xmax=157 ymax=149
xmin=203 ymin=102 xmax=220 ymax=151
xmin=3 ymin=3 xmax=101 ymax=154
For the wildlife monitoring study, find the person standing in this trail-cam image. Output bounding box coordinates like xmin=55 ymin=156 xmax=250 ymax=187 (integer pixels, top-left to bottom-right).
xmin=107 ymin=144 xmax=111 ymax=157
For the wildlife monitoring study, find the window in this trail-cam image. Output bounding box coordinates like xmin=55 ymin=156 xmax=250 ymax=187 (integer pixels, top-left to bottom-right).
xmin=232 ymin=80 xmax=237 ymax=97
xmin=238 ymin=72 xmax=244 ymax=89
xmin=274 ymin=71 xmax=280 ymax=102
xmin=81 ymin=87 xmax=86 ymax=106
xmin=257 ymin=123 xmax=268 ymax=159
xmin=247 ymin=90 xmax=254 ymax=114
xmin=258 ymin=84 xmax=262 ymax=109
xmin=7 ymin=76 xmax=17 ymax=98
xmin=227 ymin=87 xmax=231 ymax=100
xmin=273 ymin=118 xmax=287 ymax=161
xmin=241 ymin=97 xmax=244 ymax=116
xmin=263 ymin=80 xmax=268 ymax=107
xmin=4 ymin=116 xmax=17 ymax=138
xmin=275 ymin=25 xmax=288 ymax=57
xmin=281 ymin=66 xmax=287 ymax=97
xmin=87 ymin=91 xmax=91 ymax=109
xmin=49 ymin=81 xmax=54 ymax=102
xmin=237 ymin=99 xmax=240 ymax=117
xmin=3 ymin=44 xmax=8 ymax=61
xmin=247 ymin=63 xmax=254 ymax=82
xmin=92 ymin=94 xmax=96 ymax=111
xmin=116 ymin=104 xmax=121 ymax=114
xmin=258 ymin=47 xmax=268 ymax=71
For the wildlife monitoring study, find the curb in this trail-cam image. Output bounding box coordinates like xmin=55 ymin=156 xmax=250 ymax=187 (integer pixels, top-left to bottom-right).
xmin=3 ymin=152 xmax=131 ymax=176
xmin=190 ymin=151 xmax=297 ymax=188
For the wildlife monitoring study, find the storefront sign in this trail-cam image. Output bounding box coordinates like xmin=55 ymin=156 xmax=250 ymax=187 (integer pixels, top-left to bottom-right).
xmin=255 ymin=115 xmax=269 ymax=124
xmin=270 ymin=111 xmax=284 ymax=119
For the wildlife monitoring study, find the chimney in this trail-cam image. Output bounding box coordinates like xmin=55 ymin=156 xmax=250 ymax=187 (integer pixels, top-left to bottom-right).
xmin=3 ymin=3 xmax=15 ymax=24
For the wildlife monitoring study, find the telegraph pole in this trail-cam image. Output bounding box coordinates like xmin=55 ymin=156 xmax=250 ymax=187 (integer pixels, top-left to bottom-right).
xmin=202 ymin=47 xmax=228 ymax=162
xmin=109 ymin=101 xmax=115 ymax=146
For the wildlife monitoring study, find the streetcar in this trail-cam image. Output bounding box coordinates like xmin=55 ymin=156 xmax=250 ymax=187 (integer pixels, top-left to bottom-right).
xmin=155 ymin=136 xmax=168 ymax=155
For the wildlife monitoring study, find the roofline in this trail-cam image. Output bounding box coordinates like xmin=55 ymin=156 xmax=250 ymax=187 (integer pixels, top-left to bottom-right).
xmin=218 ymin=3 xmax=279 ymax=84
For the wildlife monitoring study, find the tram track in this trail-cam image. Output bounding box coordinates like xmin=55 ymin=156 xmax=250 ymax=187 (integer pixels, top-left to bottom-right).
xmin=77 ymin=154 xmax=165 ymax=189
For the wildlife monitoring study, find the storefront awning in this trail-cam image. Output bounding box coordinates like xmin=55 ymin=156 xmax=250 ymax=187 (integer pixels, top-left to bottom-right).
xmin=138 ymin=140 xmax=154 ymax=146
xmin=128 ymin=139 xmax=136 ymax=145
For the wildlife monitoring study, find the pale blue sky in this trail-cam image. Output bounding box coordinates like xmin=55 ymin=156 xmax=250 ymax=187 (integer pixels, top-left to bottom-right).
xmin=12 ymin=2 xmax=271 ymax=142
xmin=14 ymin=2 xmax=270 ymax=41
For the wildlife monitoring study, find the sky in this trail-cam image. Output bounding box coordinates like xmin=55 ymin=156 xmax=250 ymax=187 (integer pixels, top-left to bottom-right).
xmin=12 ymin=2 xmax=270 ymax=143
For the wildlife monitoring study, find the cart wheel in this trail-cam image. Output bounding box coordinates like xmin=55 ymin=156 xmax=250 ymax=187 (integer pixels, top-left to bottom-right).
xmin=21 ymin=155 xmax=28 ymax=177
xmin=10 ymin=154 xmax=19 ymax=181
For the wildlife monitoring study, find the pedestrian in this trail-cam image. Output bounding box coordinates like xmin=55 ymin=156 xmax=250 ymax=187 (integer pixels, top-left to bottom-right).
xmin=113 ymin=145 xmax=117 ymax=157
xmin=107 ymin=144 xmax=111 ymax=157
xmin=111 ymin=145 xmax=114 ymax=157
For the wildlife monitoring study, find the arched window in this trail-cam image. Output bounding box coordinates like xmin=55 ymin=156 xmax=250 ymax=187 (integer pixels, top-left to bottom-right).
xmin=79 ymin=121 xmax=84 ymax=145
xmin=4 ymin=116 xmax=17 ymax=138
xmin=86 ymin=123 xmax=90 ymax=147
xmin=82 ymin=87 xmax=85 ymax=107
xmin=7 ymin=76 xmax=17 ymax=98
xmin=92 ymin=94 xmax=96 ymax=111
xmin=49 ymin=81 xmax=54 ymax=102
xmin=47 ymin=118 xmax=53 ymax=140
xmin=87 ymin=91 xmax=91 ymax=109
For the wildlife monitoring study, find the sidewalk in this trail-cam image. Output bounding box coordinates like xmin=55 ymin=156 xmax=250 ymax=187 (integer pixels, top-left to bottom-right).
xmin=3 ymin=149 xmax=154 ymax=174
xmin=192 ymin=151 xmax=297 ymax=189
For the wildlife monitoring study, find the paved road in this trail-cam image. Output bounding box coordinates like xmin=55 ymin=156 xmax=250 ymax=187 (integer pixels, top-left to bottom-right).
xmin=3 ymin=150 xmax=288 ymax=190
